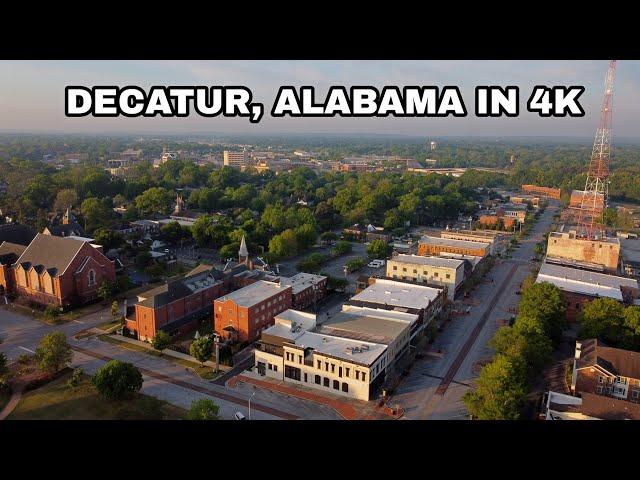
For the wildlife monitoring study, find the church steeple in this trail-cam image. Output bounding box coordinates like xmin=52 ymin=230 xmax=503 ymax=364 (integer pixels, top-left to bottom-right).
xmin=63 ymin=206 xmax=74 ymax=225
xmin=173 ymin=194 xmax=185 ymax=215
xmin=238 ymin=235 xmax=249 ymax=265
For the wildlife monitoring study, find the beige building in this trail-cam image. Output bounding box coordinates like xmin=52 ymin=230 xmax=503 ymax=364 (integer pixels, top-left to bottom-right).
xmin=386 ymin=254 xmax=465 ymax=300
xmin=546 ymin=231 xmax=620 ymax=272
xmin=223 ymin=150 xmax=248 ymax=168
xmin=440 ymin=229 xmax=508 ymax=255
xmin=253 ymin=309 xmax=388 ymax=401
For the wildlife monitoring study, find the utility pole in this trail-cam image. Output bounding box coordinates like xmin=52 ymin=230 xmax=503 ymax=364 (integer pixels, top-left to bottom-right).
xmin=214 ymin=334 xmax=220 ymax=373
xmin=248 ymin=391 xmax=256 ymax=420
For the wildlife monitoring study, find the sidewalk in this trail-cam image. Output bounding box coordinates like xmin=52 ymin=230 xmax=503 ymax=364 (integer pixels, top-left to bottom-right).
xmin=228 ymin=374 xmax=402 ymax=420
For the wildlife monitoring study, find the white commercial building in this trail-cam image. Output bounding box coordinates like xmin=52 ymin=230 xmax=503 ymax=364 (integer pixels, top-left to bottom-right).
xmin=254 ymin=309 xmax=388 ymax=401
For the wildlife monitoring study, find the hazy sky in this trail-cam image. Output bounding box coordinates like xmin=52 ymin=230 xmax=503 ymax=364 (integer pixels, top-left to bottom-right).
xmin=0 ymin=60 xmax=638 ymax=137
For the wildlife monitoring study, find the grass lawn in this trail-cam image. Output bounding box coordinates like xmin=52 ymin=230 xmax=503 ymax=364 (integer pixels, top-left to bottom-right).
xmin=98 ymin=334 xmax=219 ymax=380
xmin=96 ymin=319 xmax=123 ymax=331
xmin=8 ymin=372 xmax=186 ymax=420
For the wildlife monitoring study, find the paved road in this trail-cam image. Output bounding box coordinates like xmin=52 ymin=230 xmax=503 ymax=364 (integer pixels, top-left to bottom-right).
xmin=390 ymin=204 xmax=559 ymax=419
xmin=0 ymin=307 xmax=341 ymax=420
xmin=0 ymin=306 xmax=113 ymax=362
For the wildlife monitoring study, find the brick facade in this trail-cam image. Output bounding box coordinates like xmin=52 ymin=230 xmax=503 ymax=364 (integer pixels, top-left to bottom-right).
xmin=214 ymin=284 xmax=292 ymax=343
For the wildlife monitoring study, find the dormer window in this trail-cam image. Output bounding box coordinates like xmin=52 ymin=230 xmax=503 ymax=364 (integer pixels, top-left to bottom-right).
xmin=88 ymin=269 xmax=96 ymax=287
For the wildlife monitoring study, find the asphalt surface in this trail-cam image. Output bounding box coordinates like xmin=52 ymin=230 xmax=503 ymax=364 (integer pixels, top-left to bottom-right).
xmin=390 ymin=204 xmax=559 ymax=419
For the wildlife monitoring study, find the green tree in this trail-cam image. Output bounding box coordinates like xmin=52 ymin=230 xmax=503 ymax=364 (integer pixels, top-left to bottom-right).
xmin=135 ymin=187 xmax=173 ymax=217
xmin=294 ymin=223 xmax=318 ymax=250
xmin=53 ymin=188 xmax=79 ymax=212
xmin=190 ymin=337 xmax=213 ymax=366
xmin=320 ymin=231 xmax=337 ymax=244
xmin=332 ymin=240 xmax=352 ymax=256
xmin=92 ymin=360 xmax=143 ymax=400
xmin=188 ymin=398 xmax=220 ymax=420
xmin=268 ymin=229 xmax=298 ymax=260
xmin=35 ymin=331 xmax=72 ymax=373
xmin=579 ymin=297 xmax=625 ymax=343
xmin=135 ymin=251 xmax=152 ymax=269
xmin=490 ymin=325 xmax=552 ymax=376
xmin=366 ymin=239 xmax=391 ymax=259
xmin=93 ymin=228 xmax=123 ymax=251
xmin=518 ymin=282 xmax=566 ymax=343
xmin=111 ymin=300 xmax=119 ymax=319
xmin=81 ymin=197 xmax=114 ymax=233
xmin=463 ymin=354 xmax=527 ymax=420
xmin=97 ymin=281 xmax=114 ymax=302
xmin=152 ymin=331 xmax=172 ymax=353
xmin=67 ymin=367 xmax=84 ymax=388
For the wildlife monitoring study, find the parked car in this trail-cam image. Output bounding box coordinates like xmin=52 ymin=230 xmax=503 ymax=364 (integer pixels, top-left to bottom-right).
xmin=367 ymin=259 xmax=385 ymax=268
xmin=234 ymin=412 xmax=246 ymax=420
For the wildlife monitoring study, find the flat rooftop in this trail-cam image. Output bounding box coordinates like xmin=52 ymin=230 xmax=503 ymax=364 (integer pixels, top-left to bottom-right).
xmin=263 ymin=310 xmax=316 ymax=342
xmin=621 ymin=238 xmax=640 ymax=264
xmin=389 ymin=254 xmax=464 ymax=269
xmin=281 ymin=272 xmax=327 ymax=295
xmin=349 ymin=278 xmax=441 ymax=310
xmin=537 ymin=262 xmax=638 ymax=301
xmin=216 ymin=280 xmax=289 ymax=307
xmin=418 ymin=235 xmax=489 ymax=251
xmin=549 ymin=231 xmax=620 ymax=245
xmin=292 ymin=331 xmax=386 ymax=366
xmin=319 ymin=309 xmax=416 ymax=345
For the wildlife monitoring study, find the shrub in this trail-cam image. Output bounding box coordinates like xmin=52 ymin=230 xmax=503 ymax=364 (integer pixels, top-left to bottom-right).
xmin=67 ymin=367 xmax=84 ymax=388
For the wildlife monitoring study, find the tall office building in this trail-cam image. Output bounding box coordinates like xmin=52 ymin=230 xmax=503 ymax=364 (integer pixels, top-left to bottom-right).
xmin=223 ymin=150 xmax=248 ymax=168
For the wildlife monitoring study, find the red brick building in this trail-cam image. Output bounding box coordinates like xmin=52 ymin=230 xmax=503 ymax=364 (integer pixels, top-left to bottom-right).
xmin=125 ymin=264 xmax=225 ymax=341
xmin=572 ymin=339 xmax=640 ymax=405
xmin=0 ymin=234 xmax=116 ymax=307
xmin=214 ymin=280 xmax=292 ymax=343
xmin=281 ymin=272 xmax=327 ymax=311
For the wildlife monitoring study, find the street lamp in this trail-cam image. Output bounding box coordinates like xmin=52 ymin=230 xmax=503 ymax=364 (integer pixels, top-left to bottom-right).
xmin=248 ymin=391 xmax=256 ymax=420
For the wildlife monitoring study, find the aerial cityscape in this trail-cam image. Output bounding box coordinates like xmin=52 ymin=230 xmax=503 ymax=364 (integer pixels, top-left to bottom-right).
xmin=1 ymin=59 xmax=640 ymax=421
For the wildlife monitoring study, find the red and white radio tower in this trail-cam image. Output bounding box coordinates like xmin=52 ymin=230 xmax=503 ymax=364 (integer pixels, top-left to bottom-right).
xmin=577 ymin=60 xmax=617 ymax=239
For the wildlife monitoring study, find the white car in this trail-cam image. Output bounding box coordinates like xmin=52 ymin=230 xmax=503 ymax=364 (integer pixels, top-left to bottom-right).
xmin=367 ymin=259 xmax=385 ymax=268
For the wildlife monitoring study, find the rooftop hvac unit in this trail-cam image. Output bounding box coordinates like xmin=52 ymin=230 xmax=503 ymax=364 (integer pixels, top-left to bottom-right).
xmin=360 ymin=344 xmax=370 ymax=351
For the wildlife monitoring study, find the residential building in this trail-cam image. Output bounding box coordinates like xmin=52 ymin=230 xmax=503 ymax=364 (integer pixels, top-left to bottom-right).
xmin=213 ymin=280 xmax=292 ymax=343
xmin=521 ymin=184 xmax=561 ymax=200
xmin=417 ymin=235 xmax=489 ymax=258
xmin=0 ymin=233 xmax=116 ymax=307
xmin=536 ymin=261 xmax=638 ymax=320
xmin=544 ymin=391 xmax=599 ymax=420
xmin=125 ymin=264 xmax=225 ymax=341
xmin=280 ymin=272 xmax=327 ymax=310
xmin=571 ymin=339 xmax=640 ymax=409
xmin=546 ymin=230 xmax=621 ymax=273
xmin=347 ymin=277 xmax=445 ymax=333
xmin=386 ymin=254 xmax=465 ymax=300
xmin=223 ymin=150 xmax=248 ymax=168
